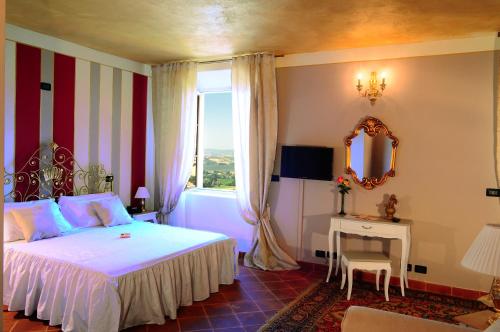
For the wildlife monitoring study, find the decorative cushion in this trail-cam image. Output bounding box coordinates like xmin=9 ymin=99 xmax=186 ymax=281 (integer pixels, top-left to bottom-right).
xmin=11 ymin=204 xmax=62 ymax=242
xmin=92 ymin=196 xmax=133 ymax=227
xmin=4 ymin=199 xmax=54 ymax=242
xmin=60 ymin=199 xmax=103 ymax=228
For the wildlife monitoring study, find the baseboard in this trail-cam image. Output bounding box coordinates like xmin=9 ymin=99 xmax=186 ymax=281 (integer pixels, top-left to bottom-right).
xmin=296 ymin=260 xmax=488 ymax=301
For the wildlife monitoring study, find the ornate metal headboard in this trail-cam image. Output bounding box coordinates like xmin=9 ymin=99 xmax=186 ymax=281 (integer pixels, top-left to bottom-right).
xmin=4 ymin=142 xmax=114 ymax=202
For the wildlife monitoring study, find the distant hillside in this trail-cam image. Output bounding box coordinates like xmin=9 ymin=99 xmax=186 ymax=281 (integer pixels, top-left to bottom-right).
xmin=204 ymin=148 xmax=234 ymax=157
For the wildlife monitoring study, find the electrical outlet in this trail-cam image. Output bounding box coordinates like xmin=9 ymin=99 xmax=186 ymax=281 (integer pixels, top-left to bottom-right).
xmin=407 ymin=264 xmax=412 ymax=272
xmin=486 ymin=188 xmax=500 ymax=197
xmin=315 ymin=250 xmax=326 ymax=258
xmin=315 ymin=250 xmax=336 ymax=259
xmin=414 ymin=265 xmax=427 ymax=274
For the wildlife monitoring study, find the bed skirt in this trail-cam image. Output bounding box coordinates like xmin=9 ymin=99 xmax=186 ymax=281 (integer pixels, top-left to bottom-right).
xmin=4 ymin=238 xmax=237 ymax=331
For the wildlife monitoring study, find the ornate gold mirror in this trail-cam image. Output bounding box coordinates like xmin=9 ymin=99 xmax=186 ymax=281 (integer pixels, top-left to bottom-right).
xmin=345 ymin=117 xmax=398 ymax=190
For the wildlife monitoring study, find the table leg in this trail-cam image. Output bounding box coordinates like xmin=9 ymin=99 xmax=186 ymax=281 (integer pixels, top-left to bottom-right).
xmin=335 ymin=231 xmax=341 ymax=276
xmin=400 ymin=237 xmax=407 ymax=296
xmin=404 ymin=232 xmax=411 ymax=288
xmin=326 ymin=226 xmax=334 ymax=282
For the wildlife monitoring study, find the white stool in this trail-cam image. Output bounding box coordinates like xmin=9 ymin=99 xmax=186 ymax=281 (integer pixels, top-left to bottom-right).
xmin=340 ymin=251 xmax=392 ymax=301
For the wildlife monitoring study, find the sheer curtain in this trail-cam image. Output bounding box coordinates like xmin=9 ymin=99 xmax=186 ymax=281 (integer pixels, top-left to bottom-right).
xmin=152 ymin=62 xmax=198 ymax=222
xmin=496 ymin=52 xmax=500 ymax=188
xmin=232 ymin=53 xmax=299 ymax=271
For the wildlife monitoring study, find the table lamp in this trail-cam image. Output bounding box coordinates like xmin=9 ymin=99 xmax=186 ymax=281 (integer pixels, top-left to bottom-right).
xmin=134 ymin=187 xmax=150 ymax=212
xmin=461 ymin=224 xmax=500 ymax=325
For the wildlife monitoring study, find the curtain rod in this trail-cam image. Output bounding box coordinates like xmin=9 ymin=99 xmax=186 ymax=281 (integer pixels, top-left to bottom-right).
xmin=197 ymin=54 xmax=284 ymax=65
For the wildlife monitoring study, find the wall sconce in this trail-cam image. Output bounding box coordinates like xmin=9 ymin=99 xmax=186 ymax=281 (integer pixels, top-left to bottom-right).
xmin=356 ymin=71 xmax=387 ymax=106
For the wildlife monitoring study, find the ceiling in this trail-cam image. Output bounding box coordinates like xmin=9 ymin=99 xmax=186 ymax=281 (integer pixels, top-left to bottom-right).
xmin=6 ymin=0 xmax=500 ymax=64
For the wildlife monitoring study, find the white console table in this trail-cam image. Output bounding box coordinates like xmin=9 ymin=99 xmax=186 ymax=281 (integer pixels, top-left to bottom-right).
xmin=325 ymin=214 xmax=411 ymax=296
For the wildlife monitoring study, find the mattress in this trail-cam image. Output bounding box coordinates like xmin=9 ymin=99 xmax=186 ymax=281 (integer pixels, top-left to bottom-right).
xmin=3 ymin=222 xmax=237 ymax=331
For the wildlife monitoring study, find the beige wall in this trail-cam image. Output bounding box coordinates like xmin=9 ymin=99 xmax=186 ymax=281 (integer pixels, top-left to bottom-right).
xmin=269 ymin=51 xmax=498 ymax=291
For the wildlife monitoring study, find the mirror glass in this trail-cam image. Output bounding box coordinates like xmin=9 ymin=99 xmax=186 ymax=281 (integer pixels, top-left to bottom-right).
xmin=345 ymin=117 xmax=398 ymax=190
xmin=350 ymin=129 xmax=393 ymax=179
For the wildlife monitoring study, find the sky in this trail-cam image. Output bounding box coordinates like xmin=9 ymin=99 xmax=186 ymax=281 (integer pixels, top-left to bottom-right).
xmin=203 ymin=92 xmax=234 ymax=150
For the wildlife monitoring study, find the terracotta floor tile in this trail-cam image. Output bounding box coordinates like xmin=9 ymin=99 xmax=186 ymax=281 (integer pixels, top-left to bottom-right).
xmin=222 ymin=291 xmax=250 ymax=302
xmin=178 ymin=305 xmax=206 ymax=318
xmin=240 ymin=281 xmax=266 ymax=292
xmin=256 ymin=298 xmax=284 ymax=311
xmin=198 ymin=293 xmax=227 ymax=305
xmin=178 ymin=316 xmax=211 ymax=331
xmin=280 ymin=270 xmax=310 ymax=281
xmin=229 ymin=301 xmax=259 ymax=314
xmin=247 ymin=290 xmax=276 ymax=301
xmin=235 ymin=275 xmax=259 ymax=283
xmin=208 ymin=314 xmax=241 ymax=329
xmin=262 ymin=310 xmax=278 ymax=319
xmin=123 ymin=325 xmax=149 ymax=332
xmin=204 ymin=303 xmax=233 ymax=317
xmin=243 ymin=325 xmax=261 ymax=332
xmin=263 ymin=281 xmax=289 ymax=290
xmin=148 ymin=319 xmax=180 ymax=332
xmin=213 ymin=327 xmax=245 ymax=332
xmin=10 ymin=319 xmax=47 ymax=332
xmin=4 ymin=317 xmax=16 ymax=332
xmin=254 ymin=274 xmax=281 ymax=282
xmin=236 ymin=312 xmax=267 ymax=326
xmin=271 ymin=287 xmax=298 ymax=299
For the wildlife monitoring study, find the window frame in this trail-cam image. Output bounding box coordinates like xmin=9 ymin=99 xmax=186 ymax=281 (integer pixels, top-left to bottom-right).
xmin=189 ymin=89 xmax=234 ymax=191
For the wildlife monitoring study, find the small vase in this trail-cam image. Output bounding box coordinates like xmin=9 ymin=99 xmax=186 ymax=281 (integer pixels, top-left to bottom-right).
xmin=339 ymin=192 xmax=346 ymax=216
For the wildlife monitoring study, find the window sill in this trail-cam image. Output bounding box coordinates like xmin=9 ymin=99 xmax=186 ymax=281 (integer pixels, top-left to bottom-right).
xmin=184 ymin=188 xmax=237 ymax=199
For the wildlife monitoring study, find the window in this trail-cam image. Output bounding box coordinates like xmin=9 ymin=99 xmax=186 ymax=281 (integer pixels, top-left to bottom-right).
xmin=187 ymin=65 xmax=235 ymax=190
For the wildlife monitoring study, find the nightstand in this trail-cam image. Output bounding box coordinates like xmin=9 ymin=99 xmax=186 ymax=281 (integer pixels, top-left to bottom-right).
xmin=132 ymin=211 xmax=158 ymax=224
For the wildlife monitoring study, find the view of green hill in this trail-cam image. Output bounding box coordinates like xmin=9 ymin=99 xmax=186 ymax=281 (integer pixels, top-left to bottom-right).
xmin=187 ymin=149 xmax=236 ymax=190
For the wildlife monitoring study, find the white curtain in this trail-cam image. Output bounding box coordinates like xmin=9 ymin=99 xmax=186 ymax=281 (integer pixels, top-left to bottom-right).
xmin=232 ymin=53 xmax=299 ymax=271
xmin=152 ymin=62 xmax=198 ymax=221
xmin=496 ymin=51 xmax=500 ymax=188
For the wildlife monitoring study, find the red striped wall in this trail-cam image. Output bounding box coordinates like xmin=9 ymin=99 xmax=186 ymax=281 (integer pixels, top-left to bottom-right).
xmin=53 ymin=53 xmax=76 ymax=196
xmin=15 ymin=44 xmax=41 ymax=201
xmin=131 ymin=73 xmax=148 ymax=202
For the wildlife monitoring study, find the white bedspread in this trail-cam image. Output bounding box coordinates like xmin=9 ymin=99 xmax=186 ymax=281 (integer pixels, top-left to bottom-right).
xmin=4 ymin=222 xmax=237 ymax=332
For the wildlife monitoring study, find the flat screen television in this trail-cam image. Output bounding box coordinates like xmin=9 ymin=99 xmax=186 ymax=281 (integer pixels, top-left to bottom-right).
xmin=280 ymin=145 xmax=333 ymax=181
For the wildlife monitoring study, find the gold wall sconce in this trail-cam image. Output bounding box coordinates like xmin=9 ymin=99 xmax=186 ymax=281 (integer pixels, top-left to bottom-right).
xmin=356 ymin=71 xmax=387 ymax=106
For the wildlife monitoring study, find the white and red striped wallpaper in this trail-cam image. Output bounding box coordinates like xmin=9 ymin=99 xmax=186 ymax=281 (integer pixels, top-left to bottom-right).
xmin=4 ymin=39 xmax=155 ymax=207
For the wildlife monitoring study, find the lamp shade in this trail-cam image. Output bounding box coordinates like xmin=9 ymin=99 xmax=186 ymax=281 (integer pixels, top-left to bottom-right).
xmin=461 ymin=224 xmax=500 ymax=276
xmin=134 ymin=187 xmax=150 ymax=199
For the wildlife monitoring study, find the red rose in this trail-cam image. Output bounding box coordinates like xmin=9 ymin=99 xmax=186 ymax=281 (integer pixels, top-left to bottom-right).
xmin=337 ymin=176 xmax=344 ymax=184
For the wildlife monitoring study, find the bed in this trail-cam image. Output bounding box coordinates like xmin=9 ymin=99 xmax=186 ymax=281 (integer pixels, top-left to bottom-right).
xmin=3 ymin=143 xmax=238 ymax=331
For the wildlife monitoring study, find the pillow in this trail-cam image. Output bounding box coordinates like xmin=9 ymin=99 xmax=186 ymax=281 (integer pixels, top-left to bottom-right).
xmin=4 ymin=199 xmax=54 ymax=242
xmin=92 ymin=196 xmax=133 ymax=227
xmin=11 ymin=204 xmax=62 ymax=242
xmin=47 ymin=201 xmax=73 ymax=233
xmin=60 ymin=199 xmax=102 ymax=228
xmin=58 ymin=192 xmax=115 ymax=207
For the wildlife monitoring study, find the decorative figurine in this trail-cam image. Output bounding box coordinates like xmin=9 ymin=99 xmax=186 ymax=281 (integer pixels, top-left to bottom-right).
xmin=385 ymin=194 xmax=398 ymax=220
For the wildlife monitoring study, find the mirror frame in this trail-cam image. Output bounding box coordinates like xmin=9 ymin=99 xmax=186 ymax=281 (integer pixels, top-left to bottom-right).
xmin=345 ymin=117 xmax=399 ymax=190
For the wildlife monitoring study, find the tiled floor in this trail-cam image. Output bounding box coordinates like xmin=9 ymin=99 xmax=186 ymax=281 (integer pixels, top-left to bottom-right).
xmin=3 ymin=261 xmax=326 ymax=332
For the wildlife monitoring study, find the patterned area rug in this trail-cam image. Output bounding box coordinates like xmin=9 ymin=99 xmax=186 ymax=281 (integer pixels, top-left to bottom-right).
xmin=259 ymin=279 xmax=487 ymax=332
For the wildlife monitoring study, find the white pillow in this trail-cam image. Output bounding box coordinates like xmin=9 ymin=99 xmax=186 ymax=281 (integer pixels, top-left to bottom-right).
xmin=58 ymin=192 xmax=114 ymax=207
xmin=4 ymin=199 xmax=54 ymax=242
xmin=60 ymin=199 xmax=102 ymax=228
xmin=92 ymin=196 xmax=133 ymax=227
xmin=11 ymin=204 xmax=62 ymax=242
xmin=47 ymin=201 xmax=73 ymax=233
